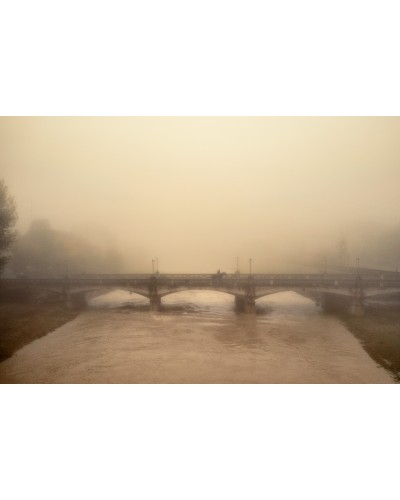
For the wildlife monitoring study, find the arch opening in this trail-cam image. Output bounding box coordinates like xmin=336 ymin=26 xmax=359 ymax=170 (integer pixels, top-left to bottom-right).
xmin=88 ymin=289 xmax=149 ymax=309
xmin=256 ymin=291 xmax=319 ymax=316
xmin=161 ymin=289 xmax=236 ymax=313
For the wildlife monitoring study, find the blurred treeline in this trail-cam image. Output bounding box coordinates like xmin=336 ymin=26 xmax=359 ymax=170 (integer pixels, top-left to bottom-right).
xmin=9 ymin=219 xmax=124 ymax=276
xmin=4 ymin=219 xmax=400 ymax=277
xmin=314 ymin=225 xmax=400 ymax=273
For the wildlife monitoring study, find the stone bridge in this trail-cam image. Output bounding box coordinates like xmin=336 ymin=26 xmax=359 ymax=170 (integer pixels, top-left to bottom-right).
xmin=3 ymin=272 xmax=400 ymax=315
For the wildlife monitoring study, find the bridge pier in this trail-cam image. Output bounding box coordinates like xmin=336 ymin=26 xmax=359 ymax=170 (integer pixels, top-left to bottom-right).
xmin=64 ymin=293 xmax=71 ymax=308
xmin=63 ymin=290 xmax=87 ymax=309
xmin=321 ymin=293 xmax=365 ymax=317
xmin=64 ymin=291 xmax=76 ymax=309
xmin=149 ymin=295 xmax=161 ymax=311
xmin=235 ymin=295 xmax=256 ymax=313
xmin=349 ymin=297 xmax=365 ymax=317
xmin=62 ymin=279 xmax=72 ymax=308
xmin=148 ymin=276 xmax=161 ymax=311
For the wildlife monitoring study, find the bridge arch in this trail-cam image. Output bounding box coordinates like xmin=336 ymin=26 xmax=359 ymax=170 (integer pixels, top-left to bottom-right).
xmin=68 ymin=287 xmax=150 ymax=300
xmin=363 ymin=289 xmax=400 ymax=299
xmin=254 ymin=288 xmax=309 ymax=300
xmin=158 ymin=287 xmax=240 ymax=299
xmin=27 ymin=286 xmax=66 ymax=297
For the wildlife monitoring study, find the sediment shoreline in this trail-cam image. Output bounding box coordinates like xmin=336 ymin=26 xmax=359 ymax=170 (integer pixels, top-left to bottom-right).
xmin=0 ymin=302 xmax=79 ymax=363
xmin=339 ymin=309 xmax=400 ymax=382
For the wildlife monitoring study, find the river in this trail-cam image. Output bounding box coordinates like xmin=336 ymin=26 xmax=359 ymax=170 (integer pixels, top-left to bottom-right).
xmin=0 ymin=290 xmax=394 ymax=383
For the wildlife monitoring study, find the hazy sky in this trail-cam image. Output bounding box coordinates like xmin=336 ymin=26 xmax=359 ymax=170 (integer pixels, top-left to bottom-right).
xmin=1 ymin=117 xmax=400 ymax=272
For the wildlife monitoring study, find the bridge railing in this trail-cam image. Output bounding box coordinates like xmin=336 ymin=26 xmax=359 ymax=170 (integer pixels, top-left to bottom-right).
xmin=2 ymin=274 xmax=399 ymax=290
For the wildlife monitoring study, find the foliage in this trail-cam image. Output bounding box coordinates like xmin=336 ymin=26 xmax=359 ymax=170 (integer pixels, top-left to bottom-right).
xmin=11 ymin=219 xmax=124 ymax=275
xmin=0 ymin=180 xmax=18 ymax=273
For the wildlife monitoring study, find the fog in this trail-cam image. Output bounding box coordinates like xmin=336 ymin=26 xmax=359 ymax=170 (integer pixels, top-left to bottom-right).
xmin=1 ymin=117 xmax=400 ymax=273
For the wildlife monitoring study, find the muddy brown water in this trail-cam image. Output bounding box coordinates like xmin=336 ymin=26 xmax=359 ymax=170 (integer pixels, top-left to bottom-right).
xmin=0 ymin=291 xmax=393 ymax=383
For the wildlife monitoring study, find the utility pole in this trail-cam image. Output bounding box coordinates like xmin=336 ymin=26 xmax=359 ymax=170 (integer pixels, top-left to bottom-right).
xmin=152 ymin=259 xmax=155 ymax=274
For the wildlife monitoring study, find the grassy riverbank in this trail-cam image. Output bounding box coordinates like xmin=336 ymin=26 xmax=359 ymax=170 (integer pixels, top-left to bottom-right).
xmin=0 ymin=302 xmax=79 ymax=363
xmin=341 ymin=309 xmax=400 ymax=382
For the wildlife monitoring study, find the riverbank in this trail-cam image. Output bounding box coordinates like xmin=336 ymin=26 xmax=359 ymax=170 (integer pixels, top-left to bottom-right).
xmin=0 ymin=302 xmax=79 ymax=363
xmin=340 ymin=309 xmax=400 ymax=382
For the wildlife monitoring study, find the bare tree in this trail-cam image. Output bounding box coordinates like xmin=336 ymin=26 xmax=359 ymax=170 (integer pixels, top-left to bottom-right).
xmin=0 ymin=180 xmax=17 ymax=274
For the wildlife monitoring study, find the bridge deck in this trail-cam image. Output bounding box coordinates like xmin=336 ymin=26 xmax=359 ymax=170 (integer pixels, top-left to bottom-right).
xmin=2 ymin=273 xmax=400 ymax=291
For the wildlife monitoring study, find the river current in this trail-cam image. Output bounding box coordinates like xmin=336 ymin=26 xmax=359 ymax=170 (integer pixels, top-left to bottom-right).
xmin=0 ymin=291 xmax=393 ymax=383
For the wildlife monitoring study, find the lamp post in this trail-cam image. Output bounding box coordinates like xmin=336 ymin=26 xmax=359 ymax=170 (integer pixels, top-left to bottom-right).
xmin=357 ymin=257 xmax=360 ymax=276
xmin=152 ymin=259 xmax=155 ymax=274
xmin=249 ymin=258 xmax=252 ymax=276
xmin=156 ymin=257 xmax=159 ymax=274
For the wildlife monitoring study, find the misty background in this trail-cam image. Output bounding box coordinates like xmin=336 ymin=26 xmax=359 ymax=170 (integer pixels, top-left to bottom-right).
xmin=1 ymin=116 xmax=400 ymax=274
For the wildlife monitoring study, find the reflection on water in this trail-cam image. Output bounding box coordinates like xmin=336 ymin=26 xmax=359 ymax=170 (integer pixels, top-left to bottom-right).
xmin=0 ymin=290 xmax=394 ymax=383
